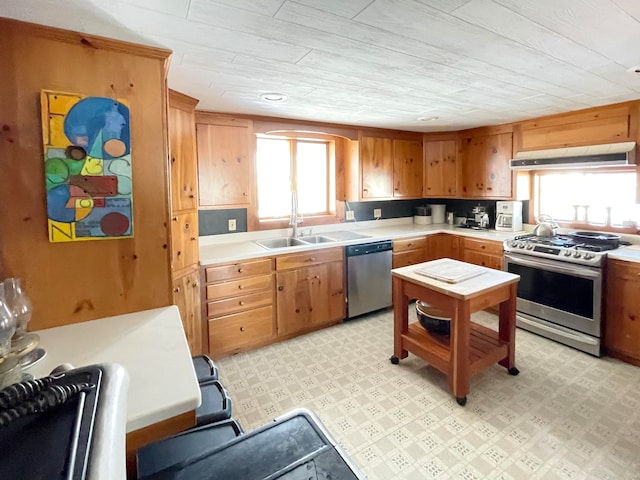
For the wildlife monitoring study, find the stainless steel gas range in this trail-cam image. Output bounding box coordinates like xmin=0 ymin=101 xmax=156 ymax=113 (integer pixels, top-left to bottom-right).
xmin=503 ymin=232 xmax=625 ymax=356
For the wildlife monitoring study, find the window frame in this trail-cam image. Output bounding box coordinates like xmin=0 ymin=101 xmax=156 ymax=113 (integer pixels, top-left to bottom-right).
xmin=531 ymin=166 xmax=639 ymax=234
xmin=254 ymin=134 xmax=339 ymax=230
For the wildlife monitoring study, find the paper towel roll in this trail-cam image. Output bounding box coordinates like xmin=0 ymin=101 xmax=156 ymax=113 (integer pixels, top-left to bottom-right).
xmin=427 ymin=204 xmax=446 ymax=224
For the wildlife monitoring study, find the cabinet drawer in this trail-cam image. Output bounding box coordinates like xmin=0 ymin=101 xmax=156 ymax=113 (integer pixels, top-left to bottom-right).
xmin=463 ymin=238 xmax=503 ymax=255
xmin=208 ymin=306 xmax=274 ymax=354
xmin=205 ymin=258 xmax=273 ymax=283
xmin=207 ymin=290 xmax=272 ymax=318
xmin=393 ymin=250 xmax=427 ymax=269
xmin=276 ymin=247 xmax=343 ymax=270
xmin=463 ymin=251 xmax=503 ymax=270
xmin=393 ymin=236 xmax=427 ymax=253
xmin=206 ymin=274 xmax=273 ymax=300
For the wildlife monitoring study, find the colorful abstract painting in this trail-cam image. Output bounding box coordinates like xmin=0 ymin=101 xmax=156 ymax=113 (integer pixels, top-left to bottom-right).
xmin=41 ymin=90 xmax=133 ymax=242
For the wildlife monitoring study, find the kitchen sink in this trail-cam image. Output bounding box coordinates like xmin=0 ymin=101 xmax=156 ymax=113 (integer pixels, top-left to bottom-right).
xmin=322 ymin=231 xmax=371 ymax=241
xmin=297 ymin=235 xmax=336 ymax=244
xmin=255 ymin=237 xmax=308 ymax=249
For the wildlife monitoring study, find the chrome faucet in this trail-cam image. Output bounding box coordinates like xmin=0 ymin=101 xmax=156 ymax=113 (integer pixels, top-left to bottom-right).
xmin=290 ymin=190 xmax=303 ymax=237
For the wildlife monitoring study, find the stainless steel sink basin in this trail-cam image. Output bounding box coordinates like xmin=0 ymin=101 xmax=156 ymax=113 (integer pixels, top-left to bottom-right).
xmin=255 ymin=237 xmax=308 ymax=249
xmin=297 ymin=235 xmax=336 ymax=244
xmin=322 ymin=231 xmax=371 ymax=241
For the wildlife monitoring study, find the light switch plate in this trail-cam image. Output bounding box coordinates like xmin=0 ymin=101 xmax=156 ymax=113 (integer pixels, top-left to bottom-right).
xmin=346 ymin=210 xmax=355 ymax=221
xmin=374 ymin=208 xmax=382 ymax=219
xmin=228 ymin=219 xmax=237 ymax=231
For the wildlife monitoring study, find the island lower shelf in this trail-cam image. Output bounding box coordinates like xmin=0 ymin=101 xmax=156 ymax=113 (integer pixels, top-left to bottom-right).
xmin=402 ymin=322 xmax=509 ymax=377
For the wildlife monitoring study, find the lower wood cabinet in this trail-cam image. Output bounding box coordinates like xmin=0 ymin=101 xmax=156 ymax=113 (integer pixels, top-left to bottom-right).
xmin=203 ymin=258 xmax=276 ymax=358
xmin=275 ymin=248 xmax=345 ymax=337
xmin=461 ymin=237 xmax=503 ymax=270
xmin=427 ymin=233 xmax=460 ymax=261
xmin=172 ymin=267 xmax=202 ymax=354
xmin=605 ymin=259 xmax=640 ymax=365
xmin=392 ymin=236 xmax=427 ymax=268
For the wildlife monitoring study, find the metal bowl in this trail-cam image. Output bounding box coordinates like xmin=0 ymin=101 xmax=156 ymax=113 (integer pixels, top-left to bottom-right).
xmin=415 ymin=301 xmax=450 ymax=335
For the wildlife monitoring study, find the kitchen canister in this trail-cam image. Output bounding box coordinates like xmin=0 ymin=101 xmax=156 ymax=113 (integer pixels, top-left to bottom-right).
xmin=413 ymin=206 xmax=432 ymax=225
xmin=427 ymin=204 xmax=446 ymax=224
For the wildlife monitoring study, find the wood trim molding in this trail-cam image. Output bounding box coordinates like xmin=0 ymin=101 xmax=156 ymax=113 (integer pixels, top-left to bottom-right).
xmin=1 ymin=18 xmax=172 ymax=60
xmin=169 ymin=89 xmax=199 ymax=112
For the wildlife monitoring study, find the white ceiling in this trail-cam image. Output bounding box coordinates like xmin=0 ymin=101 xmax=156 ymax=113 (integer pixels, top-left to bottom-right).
xmin=4 ymin=0 xmax=640 ymax=132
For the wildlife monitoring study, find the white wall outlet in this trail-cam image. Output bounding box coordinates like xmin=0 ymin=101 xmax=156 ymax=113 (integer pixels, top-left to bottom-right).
xmin=228 ymin=219 xmax=237 ymax=231
xmin=374 ymin=208 xmax=382 ymax=219
xmin=346 ymin=210 xmax=355 ymax=221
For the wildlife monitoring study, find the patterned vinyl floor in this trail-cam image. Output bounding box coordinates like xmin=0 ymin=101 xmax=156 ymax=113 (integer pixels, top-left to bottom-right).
xmin=216 ymin=309 xmax=640 ymax=480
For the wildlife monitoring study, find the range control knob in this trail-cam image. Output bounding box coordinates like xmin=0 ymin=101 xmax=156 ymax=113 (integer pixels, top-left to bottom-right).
xmin=518 ymin=243 xmax=526 ymax=249
xmin=509 ymin=241 xmax=518 ymax=247
xmin=573 ymin=251 xmax=582 ymax=258
xmin=583 ymin=252 xmax=595 ymax=260
xmin=525 ymin=244 xmax=534 ymax=250
xmin=563 ymin=250 xmax=572 ymax=256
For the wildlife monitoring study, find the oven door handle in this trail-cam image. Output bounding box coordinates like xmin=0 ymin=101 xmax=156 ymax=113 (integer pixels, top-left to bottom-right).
xmin=504 ymin=253 xmax=601 ymax=279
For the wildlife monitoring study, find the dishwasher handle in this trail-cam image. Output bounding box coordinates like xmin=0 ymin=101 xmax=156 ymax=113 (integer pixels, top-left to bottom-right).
xmin=345 ymin=240 xmax=393 ymax=257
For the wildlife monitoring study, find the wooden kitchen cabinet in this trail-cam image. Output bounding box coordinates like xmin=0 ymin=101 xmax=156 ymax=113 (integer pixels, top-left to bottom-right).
xmin=170 ymin=212 xmax=198 ymax=272
xmin=203 ymin=258 xmax=275 ymax=358
xmin=392 ymin=236 xmax=428 ymax=268
xmin=427 ymin=233 xmax=460 ymax=261
xmin=462 ymin=237 xmax=503 ymax=270
xmin=275 ymin=247 xmax=345 ymax=337
xmin=360 ymin=136 xmax=393 ymax=199
xmin=168 ymin=90 xmax=202 ymax=355
xmin=460 ymin=132 xmax=513 ymax=198
xmin=393 ymin=139 xmax=423 ymax=198
xmin=172 ymin=267 xmax=202 ymax=354
xmin=423 ymin=139 xmax=458 ymax=197
xmin=196 ymin=114 xmax=252 ymax=207
xmin=358 ymin=135 xmax=423 ymax=200
xmin=604 ymin=259 xmax=640 ymax=366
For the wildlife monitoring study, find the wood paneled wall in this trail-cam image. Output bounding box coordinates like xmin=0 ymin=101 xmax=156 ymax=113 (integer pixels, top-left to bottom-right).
xmin=0 ymin=19 xmax=173 ymax=330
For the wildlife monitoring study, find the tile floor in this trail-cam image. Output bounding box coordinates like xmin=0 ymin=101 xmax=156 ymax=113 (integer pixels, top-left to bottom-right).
xmin=217 ymin=309 xmax=640 ymax=480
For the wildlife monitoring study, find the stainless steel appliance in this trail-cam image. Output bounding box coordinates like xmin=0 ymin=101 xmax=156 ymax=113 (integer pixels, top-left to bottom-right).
xmin=503 ymin=232 xmax=623 ymax=356
xmin=496 ymin=201 xmax=523 ymax=232
xmin=346 ymin=240 xmax=393 ymax=318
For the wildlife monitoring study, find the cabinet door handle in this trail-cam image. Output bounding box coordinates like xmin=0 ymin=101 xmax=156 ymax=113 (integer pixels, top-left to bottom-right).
xmin=242 ymin=192 xmax=248 ymax=196
xmin=240 ymin=326 xmax=246 ymax=332
xmin=313 ymin=275 xmax=320 ymax=280
xmin=481 ymin=245 xmax=485 ymax=249
xmin=278 ymin=285 xmax=284 ymax=291
xmin=172 ymin=216 xmax=178 ymax=221
xmin=189 ymin=194 xmax=195 ymax=199
xmin=173 ymin=287 xmax=180 ymax=294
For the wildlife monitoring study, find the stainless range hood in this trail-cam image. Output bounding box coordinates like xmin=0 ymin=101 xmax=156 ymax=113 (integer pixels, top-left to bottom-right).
xmin=510 ymin=142 xmax=637 ymax=170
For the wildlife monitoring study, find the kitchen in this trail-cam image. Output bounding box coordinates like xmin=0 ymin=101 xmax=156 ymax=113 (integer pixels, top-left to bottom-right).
xmin=1 ymin=1 xmax=640 ymax=478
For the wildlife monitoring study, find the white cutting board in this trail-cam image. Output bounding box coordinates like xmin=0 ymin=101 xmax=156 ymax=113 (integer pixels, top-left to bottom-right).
xmin=414 ymin=258 xmax=486 ymax=283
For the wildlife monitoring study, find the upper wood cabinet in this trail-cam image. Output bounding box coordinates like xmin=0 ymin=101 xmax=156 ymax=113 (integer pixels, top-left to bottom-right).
xmin=393 ymin=139 xmax=423 ymax=198
xmin=423 ymin=139 xmax=458 ymax=197
xmin=196 ymin=114 xmax=253 ymax=207
xmin=358 ymin=135 xmax=423 ymax=200
xmin=460 ymin=132 xmax=513 ymax=199
xmin=169 ymin=94 xmax=199 ymax=212
xmin=360 ymin=136 xmax=393 ymax=199
xmin=515 ymin=102 xmax=636 ymax=152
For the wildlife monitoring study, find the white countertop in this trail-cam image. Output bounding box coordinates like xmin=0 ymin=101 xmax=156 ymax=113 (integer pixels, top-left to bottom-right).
xmin=28 ymin=306 xmax=201 ymax=433
xmin=392 ymin=258 xmax=520 ymax=300
xmin=199 ymin=218 xmax=519 ymax=265
xmin=199 ymin=218 xmax=640 ymax=265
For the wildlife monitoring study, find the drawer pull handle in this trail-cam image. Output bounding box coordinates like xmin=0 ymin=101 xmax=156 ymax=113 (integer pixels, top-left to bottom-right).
xmin=172 ymin=216 xmax=178 ymax=222
xmin=173 ymin=287 xmax=180 ymax=294
xmin=238 ymin=284 xmax=244 ymax=289
xmin=481 ymin=245 xmax=485 ymax=249
xmin=239 ymin=301 xmax=245 ymax=306
xmin=307 ymin=257 xmax=316 ymax=262
xmin=278 ymin=286 xmax=284 ymax=291
xmin=314 ymin=275 xmax=320 ymax=280
xmin=238 ymin=268 xmax=245 ymax=273
xmin=240 ymin=326 xmax=246 ymax=332
xmin=193 ymin=281 xmax=199 ymax=288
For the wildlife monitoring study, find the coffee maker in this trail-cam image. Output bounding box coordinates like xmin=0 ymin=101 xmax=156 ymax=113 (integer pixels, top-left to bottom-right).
xmin=495 ymin=201 xmax=523 ymax=232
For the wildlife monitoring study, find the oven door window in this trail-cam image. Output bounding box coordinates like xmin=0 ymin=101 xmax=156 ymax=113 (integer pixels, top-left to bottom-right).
xmin=507 ymin=263 xmax=594 ymax=319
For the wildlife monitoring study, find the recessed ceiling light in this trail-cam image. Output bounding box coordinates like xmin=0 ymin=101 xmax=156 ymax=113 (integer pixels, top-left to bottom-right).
xmin=260 ymin=92 xmax=287 ymax=102
xmin=417 ymin=116 xmax=439 ymax=122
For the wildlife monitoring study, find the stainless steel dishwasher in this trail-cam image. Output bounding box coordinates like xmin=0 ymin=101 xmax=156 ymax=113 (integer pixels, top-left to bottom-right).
xmin=346 ymin=240 xmax=393 ymax=319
